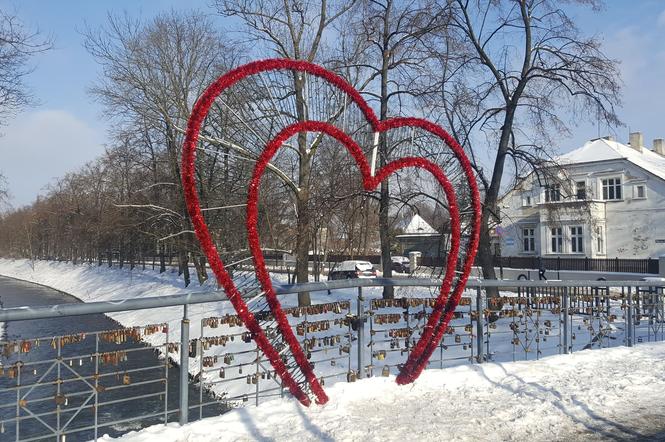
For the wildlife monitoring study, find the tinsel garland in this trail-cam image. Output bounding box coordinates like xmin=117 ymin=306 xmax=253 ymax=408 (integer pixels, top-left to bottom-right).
xmin=181 ymin=58 xmax=481 ymax=405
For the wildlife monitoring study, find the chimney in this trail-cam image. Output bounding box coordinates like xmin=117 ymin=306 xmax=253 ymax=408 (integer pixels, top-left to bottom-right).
xmin=629 ymin=132 xmax=644 ymax=152
xmin=654 ymin=138 xmax=665 ymax=156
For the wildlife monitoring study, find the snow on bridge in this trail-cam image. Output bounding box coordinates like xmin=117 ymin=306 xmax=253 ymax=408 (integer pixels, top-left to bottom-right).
xmin=103 ymin=342 xmax=665 ymax=441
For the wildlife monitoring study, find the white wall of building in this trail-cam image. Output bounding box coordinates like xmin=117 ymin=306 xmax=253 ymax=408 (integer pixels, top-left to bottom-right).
xmin=498 ymin=157 xmax=665 ymax=259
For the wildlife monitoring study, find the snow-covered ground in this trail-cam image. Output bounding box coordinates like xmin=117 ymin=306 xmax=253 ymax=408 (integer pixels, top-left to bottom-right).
xmin=101 ymin=342 xmax=665 ymax=441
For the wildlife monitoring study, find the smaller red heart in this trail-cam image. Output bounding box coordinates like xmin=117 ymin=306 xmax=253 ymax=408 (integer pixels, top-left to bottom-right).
xmin=247 ymin=120 xmax=462 ymax=404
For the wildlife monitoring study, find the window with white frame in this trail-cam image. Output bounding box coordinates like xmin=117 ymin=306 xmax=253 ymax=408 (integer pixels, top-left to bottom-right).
xmin=521 ymin=193 xmax=532 ymax=207
xmin=570 ymin=226 xmax=583 ymax=253
xmin=596 ymin=226 xmax=605 ymax=255
xmin=601 ymin=177 xmax=622 ymax=200
xmin=634 ymin=184 xmax=646 ymax=199
xmin=522 ymin=227 xmax=535 ymax=252
xmin=550 ymin=227 xmax=563 ymax=253
xmin=576 ymin=181 xmax=586 ymax=200
xmin=544 ymin=184 xmax=561 ymax=202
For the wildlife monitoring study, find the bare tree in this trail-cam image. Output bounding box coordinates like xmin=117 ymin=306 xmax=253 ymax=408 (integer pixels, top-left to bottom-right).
xmin=216 ymin=0 xmax=357 ymax=305
xmin=335 ymin=0 xmax=449 ymax=297
xmin=0 ymin=172 xmax=8 ymax=208
xmin=84 ymin=10 xmax=235 ymax=286
xmin=0 ymin=9 xmax=51 ymax=125
xmin=429 ymin=0 xmax=621 ymax=287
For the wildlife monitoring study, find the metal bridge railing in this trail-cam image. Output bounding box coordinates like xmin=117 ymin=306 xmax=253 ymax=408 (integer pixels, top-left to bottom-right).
xmin=0 ymin=278 xmax=663 ymax=441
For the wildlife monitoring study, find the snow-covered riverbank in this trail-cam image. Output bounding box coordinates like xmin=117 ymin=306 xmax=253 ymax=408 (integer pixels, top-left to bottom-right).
xmin=102 ymin=341 xmax=665 ymax=441
xmin=0 ymin=258 xmax=234 ymax=374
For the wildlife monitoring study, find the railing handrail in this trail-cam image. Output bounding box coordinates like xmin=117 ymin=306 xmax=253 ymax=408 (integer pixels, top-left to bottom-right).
xmin=275 ymin=277 xmax=665 ymax=293
xmin=0 ymin=277 xmax=662 ymax=322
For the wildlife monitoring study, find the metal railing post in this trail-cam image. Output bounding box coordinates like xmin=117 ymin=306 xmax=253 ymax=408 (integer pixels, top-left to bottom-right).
xmin=563 ymin=287 xmax=569 ymax=354
xmin=179 ymin=304 xmax=190 ymax=426
xmin=199 ymin=319 xmax=204 ymax=420
xmin=15 ymin=360 xmax=20 ymax=442
xmin=627 ymin=287 xmax=633 ymax=347
xmin=56 ymin=338 xmax=61 ymax=437
xmin=164 ymin=324 xmax=170 ymax=425
xmin=94 ymin=333 xmax=100 ymax=440
xmin=255 ymin=346 xmax=260 ymax=407
xmin=357 ymin=287 xmax=364 ymax=379
xmin=476 ymin=287 xmax=484 ymax=363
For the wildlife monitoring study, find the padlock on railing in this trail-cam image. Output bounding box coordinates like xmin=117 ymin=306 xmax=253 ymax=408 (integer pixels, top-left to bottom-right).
xmin=346 ymin=370 xmax=357 ymax=383
xmin=188 ymin=339 xmax=198 ymax=358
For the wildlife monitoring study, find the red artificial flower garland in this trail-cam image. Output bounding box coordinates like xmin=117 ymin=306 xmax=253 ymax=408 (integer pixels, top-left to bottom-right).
xmin=181 ymin=58 xmax=481 ymax=405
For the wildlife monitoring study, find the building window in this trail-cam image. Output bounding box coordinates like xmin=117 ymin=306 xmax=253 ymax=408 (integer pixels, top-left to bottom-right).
xmin=576 ymin=181 xmax=586 ymax=200
xmin=544 ymin=184 xmax=561 ymax=202
xmin=521 ymin=194 xmax=532 ymax=207
xmin=601 ymin=177 xmax=622 ymax=200
xmin=522 ymin=228 xmax=535 ymax=252
xmin=550 ymin=227 xmax=563 ymax=253
xmin=596 ymin=226 xmax=605 ymax=255
xmin=634 ymin=184 xmax=646 ymax=199
xmin=570 ymin=226 xmax=583 ymax=253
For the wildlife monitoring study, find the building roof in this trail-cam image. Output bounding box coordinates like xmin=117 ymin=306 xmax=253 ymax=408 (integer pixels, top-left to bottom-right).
xmin=560 ymin=138 xmax=665 ymax=181
xmin=397 ymin=214 xmax=439 ymax=238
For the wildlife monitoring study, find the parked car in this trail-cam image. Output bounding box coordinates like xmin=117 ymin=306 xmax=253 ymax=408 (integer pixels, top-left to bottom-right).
xmin=328 ymin=260 xmax=377 ymax=280
xmin=391 ymin=256 xmax=410 ymax=273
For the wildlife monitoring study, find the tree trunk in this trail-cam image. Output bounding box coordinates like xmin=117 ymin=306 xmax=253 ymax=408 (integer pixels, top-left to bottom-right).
xmin=379 ymin=179 xmax=393 ymax=298
xmin=379 ymin=6 xmax=394 ymax=299
xmin=179 ymin=249 xmax=191 ymax=287
xmin=193 ymin=255 xmax=208 ymax=285
xmin=293 ymin=71 xmax=312 ymax=306
xmin=159 ymin=244 xmax=166 ymax=273
xmin=478 ymin=210 xmax=497 ymax=280
xmin=295 ymin=190 xmax=312 ymax=306
xmin=480 ymin=102 xmax=519 ymax=298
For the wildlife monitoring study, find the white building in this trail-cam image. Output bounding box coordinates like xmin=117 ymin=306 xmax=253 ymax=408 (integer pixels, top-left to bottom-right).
xmin=498 ymin=133 xmax=665 ymax=259
xmin=395 ymin=214 xmax=442 ymax=258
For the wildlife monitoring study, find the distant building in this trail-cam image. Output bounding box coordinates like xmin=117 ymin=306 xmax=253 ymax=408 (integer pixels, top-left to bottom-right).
xmin=498 ymin=133 xmax=665 ymax=259
xmin=396 ymin=214 xmax=443 ymax=257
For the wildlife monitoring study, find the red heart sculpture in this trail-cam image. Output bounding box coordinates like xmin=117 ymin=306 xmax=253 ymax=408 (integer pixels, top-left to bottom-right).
xmin=181 ymin=59 xmax=481 ymax=406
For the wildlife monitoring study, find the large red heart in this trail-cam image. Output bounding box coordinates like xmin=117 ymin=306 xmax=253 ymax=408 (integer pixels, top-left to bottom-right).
xmin=181 ymin=59 xmax=481 ymax=406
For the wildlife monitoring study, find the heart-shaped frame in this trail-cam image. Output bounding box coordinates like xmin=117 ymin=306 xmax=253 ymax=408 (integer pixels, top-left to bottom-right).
xmin=182 ymin=59 xmax=481 ymax=406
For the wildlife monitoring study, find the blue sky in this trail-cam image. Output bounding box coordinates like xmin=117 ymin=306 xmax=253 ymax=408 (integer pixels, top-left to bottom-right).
xmin=1 ymin=0 xmax=665 ymax=206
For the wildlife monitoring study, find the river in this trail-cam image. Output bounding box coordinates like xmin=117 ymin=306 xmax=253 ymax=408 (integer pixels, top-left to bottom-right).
xmin=0 ymin=276 xmax=222 ymax=441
